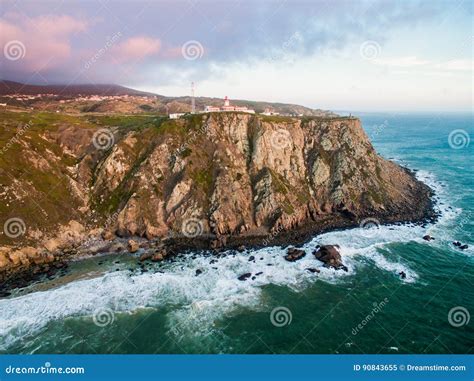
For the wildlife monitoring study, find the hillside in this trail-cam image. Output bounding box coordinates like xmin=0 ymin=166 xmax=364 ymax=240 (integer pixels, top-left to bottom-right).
xmin=0 ymin=80 xmax=154 ymax=97
xmin=0 ymin=80 xmax=336 ymax=117
xmin=0 ymin=109 xmax=434 ymax=285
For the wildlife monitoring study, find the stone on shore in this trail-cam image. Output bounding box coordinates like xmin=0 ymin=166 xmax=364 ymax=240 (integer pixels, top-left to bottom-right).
xmin=284 ymin=248 xmax=306 ymax=262
xmin=238 ymin=273 xmax=252 ymax=281
xmin=128 ymin=239 xmax=139 ymax=253
xmin=313 ymin=245 xmax=347 ymax=271
xmin=102 ymin=230 xmax=115 ymax=241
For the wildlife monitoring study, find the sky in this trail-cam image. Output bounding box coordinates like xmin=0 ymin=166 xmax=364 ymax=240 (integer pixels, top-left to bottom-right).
xmin=0 ymin=0 xmax=472 ymax=112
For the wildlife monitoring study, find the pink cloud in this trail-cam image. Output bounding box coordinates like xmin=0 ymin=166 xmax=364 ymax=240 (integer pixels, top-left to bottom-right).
xmin=0 ymin=13 xmax=88 ymax=72
xmin=111 ymin=36 xmax=161 ymax=62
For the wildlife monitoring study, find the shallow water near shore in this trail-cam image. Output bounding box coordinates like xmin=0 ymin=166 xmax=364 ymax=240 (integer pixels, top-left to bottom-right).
xmin=1 ymin=113 xmax=473 ymax=354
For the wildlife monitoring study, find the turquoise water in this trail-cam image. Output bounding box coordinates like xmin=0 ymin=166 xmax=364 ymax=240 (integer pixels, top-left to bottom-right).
xmin=1 ymin=113 xmax=473 ymax=354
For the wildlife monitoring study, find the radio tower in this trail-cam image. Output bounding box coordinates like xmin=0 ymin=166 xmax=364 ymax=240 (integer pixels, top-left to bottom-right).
xmin=191 ymin=82 xmax=196 ymax=114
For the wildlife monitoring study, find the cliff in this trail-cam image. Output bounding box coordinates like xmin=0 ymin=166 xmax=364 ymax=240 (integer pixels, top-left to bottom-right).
xmin=0 ymin=110 xmax=434 ymax=283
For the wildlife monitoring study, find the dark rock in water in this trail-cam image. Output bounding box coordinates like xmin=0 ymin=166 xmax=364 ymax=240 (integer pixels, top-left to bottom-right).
xmin=423 ymin=235 xmax=435 ymax=241
xmin=453 ymin=241 xmax=462 ymax=247
xmin=238 ymin=273 xmax=252 ymax=281
xmin=313 ymin=245 xmax=345 ymax=270
xmin=306 ymin=268 xmax=320 ymax=274
xmin=210 ymin=259 xmax=218 ymax=264
xmin=260 ymin=257 xmax=264 ymax=260
xmin=248 ymin=255 xmax=255 ymax=262
xmin=399 ymin=271 xmax=406 ymax=279
xmin=141 ymin=269 xmax=148 ymax=273
xmin=285 ymin=248 xmax=306 ymax=262
xmin=251 ymin=276 xmax=256 ymax=280
xmin=0 ymin=291 xmax=11 ymax=298
xmin=267 ymin=263 xmax=273 ymax=266
xmin=195 ymin=269 xmax=203 ymax=276
xmin=460 ymin=244 xmax=468 ymax=250
xmin=255 ymin=272 xmax=263 ymax=276
xmin=114 ymin=260 xmax=120 ymax=264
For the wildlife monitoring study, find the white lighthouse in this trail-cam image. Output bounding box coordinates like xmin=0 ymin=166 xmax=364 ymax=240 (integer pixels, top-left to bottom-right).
xmin=203 ymin=95 xmax=255 ymax=114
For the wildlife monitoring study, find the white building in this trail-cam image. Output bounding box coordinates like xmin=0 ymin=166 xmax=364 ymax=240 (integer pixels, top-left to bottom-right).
xmin=204 ymin=106 xmax=220 ymax=112
xmin=169 ymin=113 xmax=185 ymax=119
xmin=204 ymin=96 xmax=255 ymax=114
xmin=262 ymin=108 xmax=280 ymax=116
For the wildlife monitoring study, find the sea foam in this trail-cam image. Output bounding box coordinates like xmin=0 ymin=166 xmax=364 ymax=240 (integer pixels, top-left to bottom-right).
xmin=0 ymin=169 xmax=457 ymax=350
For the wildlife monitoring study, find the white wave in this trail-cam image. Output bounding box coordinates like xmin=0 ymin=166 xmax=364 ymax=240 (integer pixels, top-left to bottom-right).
xmin=0 ymin=246 xmax=353 ymax=350
xmin=414 ymin=170 xmax=472 ymax=257
xmin=0 ymin=169 xmax=460 ymax=350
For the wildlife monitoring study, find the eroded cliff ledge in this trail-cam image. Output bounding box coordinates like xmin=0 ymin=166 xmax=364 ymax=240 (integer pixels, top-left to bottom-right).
xmin=0 ymin=111 xmax=434 ymax=281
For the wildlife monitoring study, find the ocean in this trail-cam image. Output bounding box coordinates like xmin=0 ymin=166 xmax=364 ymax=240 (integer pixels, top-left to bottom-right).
xmin=0 ymin=113 xmax=472 ymax=354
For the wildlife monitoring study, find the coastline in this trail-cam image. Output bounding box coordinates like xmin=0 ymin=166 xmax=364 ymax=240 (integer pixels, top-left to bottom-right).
xmin=0 ymin=167 xmax=438 ymax=295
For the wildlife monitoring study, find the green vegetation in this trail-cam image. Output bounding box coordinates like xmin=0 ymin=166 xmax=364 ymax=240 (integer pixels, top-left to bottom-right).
xmin=86 ymin=114 xmax=159 ymax=130
xmin=182 ymin=113 xmax=204 ymax=131
xmin=139 ymin=104 xmax=153 ymax=112
xmin=181 ymin=148 xmax=192 ymax=158
xmin=191 ymin=168 xmax=213 ymax=194
xmin=259 ymin=114 xmax=296 ymax=123
xmin=269 ymin=169 xmax=289 ymax=195
xmin=0 ymin=111 xmax=87 ymax=243
xmin=81 ymin=102 xmax=103 ymax=112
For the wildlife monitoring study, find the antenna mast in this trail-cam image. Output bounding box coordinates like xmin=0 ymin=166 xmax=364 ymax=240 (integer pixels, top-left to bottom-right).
xmin=191 ymin=82 xmax=195 ymax=114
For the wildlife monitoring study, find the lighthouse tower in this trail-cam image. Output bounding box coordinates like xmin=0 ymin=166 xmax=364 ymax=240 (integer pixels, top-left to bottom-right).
xmin=224 ymin=96 xmax=230 ymax=107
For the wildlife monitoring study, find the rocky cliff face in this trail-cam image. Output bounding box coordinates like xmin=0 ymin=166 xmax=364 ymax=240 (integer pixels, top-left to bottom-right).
xmin=0 ymin=110 xmax=433 ymax=280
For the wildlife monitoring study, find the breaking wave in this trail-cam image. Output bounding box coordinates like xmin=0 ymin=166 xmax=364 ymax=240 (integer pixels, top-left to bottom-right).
xmin=0 ymin=170 xmax=459 ymax=351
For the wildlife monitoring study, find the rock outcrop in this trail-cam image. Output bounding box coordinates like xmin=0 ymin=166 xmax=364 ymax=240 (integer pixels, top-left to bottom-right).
xmin=313 ymin=245 xmax=347 ymax=271
xmin=285 ymin=248 xmax=306 ymax=262
xmin=0 ymin=111 xmax=434 ymax=285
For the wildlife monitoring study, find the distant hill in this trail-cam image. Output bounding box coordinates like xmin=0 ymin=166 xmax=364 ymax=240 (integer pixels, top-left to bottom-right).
xmin=0 ymin=80 xmax=336 ymax=117
xmin=0 ymin=80 xmax=154 ymax=97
